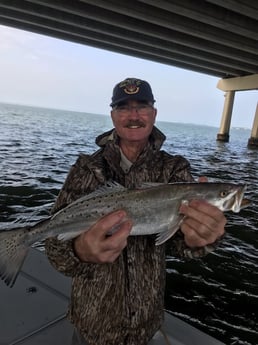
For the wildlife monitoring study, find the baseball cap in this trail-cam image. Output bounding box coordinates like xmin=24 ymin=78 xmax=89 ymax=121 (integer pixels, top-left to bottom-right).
xmin=110 ymin=77 xmax=155 ymax=107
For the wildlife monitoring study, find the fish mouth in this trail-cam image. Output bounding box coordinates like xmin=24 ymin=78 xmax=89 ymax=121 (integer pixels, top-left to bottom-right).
xmin=223 ymin=185 xmax=250 ymax=212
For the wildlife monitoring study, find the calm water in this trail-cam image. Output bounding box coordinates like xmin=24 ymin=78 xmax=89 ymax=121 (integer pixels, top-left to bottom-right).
xmin=0 ymin=103 xmax=257 ymax=345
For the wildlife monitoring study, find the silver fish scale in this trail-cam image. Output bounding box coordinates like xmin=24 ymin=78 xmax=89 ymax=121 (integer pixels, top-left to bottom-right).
xmin=24 ymin=182 xmax=246 ymax=244
xmin=0 ymin=182 xmax=249 ymax=287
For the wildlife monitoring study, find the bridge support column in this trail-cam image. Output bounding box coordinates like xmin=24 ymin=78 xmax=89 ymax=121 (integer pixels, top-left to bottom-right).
xmin=217 ymin=91 xmax=235 ymax=142
xmin=248 ymin=103 xmax=258 ymax=148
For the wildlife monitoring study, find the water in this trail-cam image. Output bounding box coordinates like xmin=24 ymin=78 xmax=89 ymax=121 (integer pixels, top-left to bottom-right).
xmin=0 ymin=103 xmax=257 ymax=345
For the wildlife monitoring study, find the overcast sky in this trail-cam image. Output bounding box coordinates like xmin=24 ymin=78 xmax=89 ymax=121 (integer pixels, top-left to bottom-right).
xmin=0 ymin=24 xmax=257 ymax=128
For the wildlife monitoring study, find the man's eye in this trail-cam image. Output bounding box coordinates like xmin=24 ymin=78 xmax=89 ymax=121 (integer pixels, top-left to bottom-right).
xmin=138 ymin=105 xmax=148 ymax=110
xmin=118 ymin=106 xmax=128 ymax=111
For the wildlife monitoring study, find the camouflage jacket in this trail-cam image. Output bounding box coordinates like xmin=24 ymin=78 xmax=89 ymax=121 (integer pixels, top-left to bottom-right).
xmin=45 ymin=126 xmax=215 ymax=345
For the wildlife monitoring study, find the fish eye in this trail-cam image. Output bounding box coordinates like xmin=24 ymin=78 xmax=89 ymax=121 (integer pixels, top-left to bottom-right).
xmin=220 ymin=190 xmax=229 ymax=197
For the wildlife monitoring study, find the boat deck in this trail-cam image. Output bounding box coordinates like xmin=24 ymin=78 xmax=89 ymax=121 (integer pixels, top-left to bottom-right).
xmin=0 ymin=248 xmax=225 ymax=345
xmin=0 ymin=248 xmax=73 ymax=345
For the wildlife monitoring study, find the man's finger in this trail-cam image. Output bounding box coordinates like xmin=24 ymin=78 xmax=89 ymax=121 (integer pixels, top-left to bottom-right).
xmin=88 ymin=210 xmax=127 ymax=239
xmin=198 ymin=176 xmax=208 ymax=183
xmin=103 ymin=220 xmax=133 ymax=251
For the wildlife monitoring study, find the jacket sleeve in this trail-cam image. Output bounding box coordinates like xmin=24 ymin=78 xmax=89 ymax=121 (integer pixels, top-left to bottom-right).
xmin=164 ymin=153 xmax=221 ymax=259
xmin=45 ymin=153 xmax=103 ymax=277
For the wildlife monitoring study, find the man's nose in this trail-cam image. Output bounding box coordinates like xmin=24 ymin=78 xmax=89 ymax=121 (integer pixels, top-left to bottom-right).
xmin=128 ymin=106 xmax=140 ymax=117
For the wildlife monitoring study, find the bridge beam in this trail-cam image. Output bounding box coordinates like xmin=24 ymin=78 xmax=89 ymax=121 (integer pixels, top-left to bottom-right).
xmin=217 ymin=74 xmax=258 ymax=92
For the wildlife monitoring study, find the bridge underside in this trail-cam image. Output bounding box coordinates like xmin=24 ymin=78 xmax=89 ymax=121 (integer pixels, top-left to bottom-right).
xmin=0 ymin=0 xmax=257 ymax=79
xmin=0 ymin=0 xmax=257 ymax=145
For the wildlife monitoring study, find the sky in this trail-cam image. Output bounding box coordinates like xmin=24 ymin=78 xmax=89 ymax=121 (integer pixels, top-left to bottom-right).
xmin=0 ymin=24 xmax=257 ymax=128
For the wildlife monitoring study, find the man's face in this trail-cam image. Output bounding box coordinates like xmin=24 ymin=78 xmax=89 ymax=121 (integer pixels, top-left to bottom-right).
xmin=111 ymin=100 xmax=157 ymax=144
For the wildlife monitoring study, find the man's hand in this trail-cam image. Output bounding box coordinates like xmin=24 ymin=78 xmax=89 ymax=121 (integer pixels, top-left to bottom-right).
xmin=179 ymin=176 xmax=226 ymax=247
xmin=73 ymin=210 xmax=132 ymax=263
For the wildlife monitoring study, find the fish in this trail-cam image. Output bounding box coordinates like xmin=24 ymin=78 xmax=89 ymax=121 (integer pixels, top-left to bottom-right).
xmin=0 ymin=181 xmax=250 ymax=287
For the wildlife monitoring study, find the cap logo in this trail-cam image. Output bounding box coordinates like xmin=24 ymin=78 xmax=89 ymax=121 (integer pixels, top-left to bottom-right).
xmin=120 ymin=78 xmax=141 ymax=95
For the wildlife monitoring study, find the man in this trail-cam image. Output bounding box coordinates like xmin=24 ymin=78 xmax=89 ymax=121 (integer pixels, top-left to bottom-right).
xmin=45 ymin=77 xmax=226 ymax=345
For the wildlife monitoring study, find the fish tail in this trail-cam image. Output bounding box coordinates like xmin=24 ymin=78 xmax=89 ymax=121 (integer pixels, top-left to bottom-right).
xmin=0 ymin=227 xmax=30 ymax=287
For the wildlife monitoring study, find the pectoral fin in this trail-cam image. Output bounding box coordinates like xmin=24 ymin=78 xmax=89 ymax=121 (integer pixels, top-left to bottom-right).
xmin=57 ymin=231 xmax=82 ymax=241
xmin=155 ymin=215 xmax=184 ymax=246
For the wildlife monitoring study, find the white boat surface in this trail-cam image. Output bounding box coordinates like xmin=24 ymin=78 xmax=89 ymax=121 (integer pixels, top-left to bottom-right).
xmin=0 ymin=248 xmax=226 ymax=345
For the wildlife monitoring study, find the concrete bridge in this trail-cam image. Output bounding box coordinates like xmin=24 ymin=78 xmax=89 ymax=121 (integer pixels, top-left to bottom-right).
xmin=0 ymin=0 xmax=257 ymax=145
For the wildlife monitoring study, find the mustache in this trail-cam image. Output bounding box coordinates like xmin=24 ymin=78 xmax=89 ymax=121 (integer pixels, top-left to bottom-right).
xmin=124 ymin=120 xmax=146 ymax=128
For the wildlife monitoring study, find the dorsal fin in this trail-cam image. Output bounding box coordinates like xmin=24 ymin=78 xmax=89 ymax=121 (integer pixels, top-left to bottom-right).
xmin=138 ymin=182 xmax=165 ymax=189
xmin=52 ymin=181 xmax=126 ymax=219
xmin=78 ymin=181 xmax=126 ymax=201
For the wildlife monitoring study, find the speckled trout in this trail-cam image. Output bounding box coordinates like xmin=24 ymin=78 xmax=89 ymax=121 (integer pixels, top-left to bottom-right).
xmin=0 ymin=181 xmax=250 ymax=287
